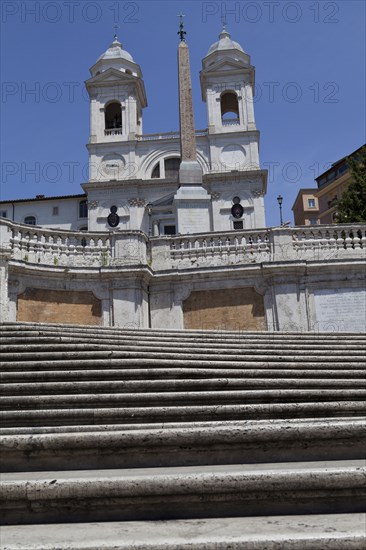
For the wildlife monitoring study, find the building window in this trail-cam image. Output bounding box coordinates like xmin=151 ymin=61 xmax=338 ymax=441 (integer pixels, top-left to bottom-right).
xmin=0 ymin=210 xmax=7 ymax=218
xmin=24 ymin=216 xmax=36 ymax=225
xmin=151 ymin=163 xmax=160 ymax=178
xmin=233 ymin=220 xmax=244 ymax=230
xmin=220 ymin=91 xmax=239 ymax=124
xmin=163 ymin=225 xmax=176 ymax=235
xmin=308 ymin=198 xmax=316 ymax=208
xmin=151 ymin=157 xmax=181 ymax=180
xmin=164 ymin=158 xmax=180 ymax=180
xmin=79 ymin=200 xmax=88 ymax=218
xmin=338 ymin=163 xmax=348 ymax=175
xmin=309 ymin=217 xmax=318 ymax=225
xmin=52 ymin=206 xmax=59 ymax=216
xmin=105 ymin=102 xmax=122 ymax=130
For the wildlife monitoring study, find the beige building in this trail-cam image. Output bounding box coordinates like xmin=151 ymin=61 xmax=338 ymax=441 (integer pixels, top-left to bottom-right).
xmin=292 ymin=189 xmax=320 ymax=226
xmin=315 ymin=145 xmax=363 ymax=224
xmin=292 ymin=144 xmax=364 ymax=226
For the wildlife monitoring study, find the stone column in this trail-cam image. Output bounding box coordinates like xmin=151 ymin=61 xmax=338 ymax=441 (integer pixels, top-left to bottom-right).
xmin=174 ymin=40 xmax=211 ymax=234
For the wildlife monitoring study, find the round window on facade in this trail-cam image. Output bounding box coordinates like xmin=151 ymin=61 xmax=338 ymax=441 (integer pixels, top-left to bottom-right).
xmin=231 ymin=203 xmax=244 ymax=219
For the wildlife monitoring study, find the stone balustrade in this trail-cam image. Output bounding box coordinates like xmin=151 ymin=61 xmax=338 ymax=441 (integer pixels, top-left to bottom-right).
xmin=222 ymin=118 xmax=240 ymax=126
xmin=291 ymin=225 xmax=366 ymax=261
xmin=167 ymin=230 xmax=271 ymax=269
xmin=0 ymin=219 xmax=148 ymax=268
xmin=0 ymin=218 xmax=365 ymax=271
xmin=137 ymin=129 xmax=208 ymax=141
xmin=104 ymin=128 xmax=122 ymax=136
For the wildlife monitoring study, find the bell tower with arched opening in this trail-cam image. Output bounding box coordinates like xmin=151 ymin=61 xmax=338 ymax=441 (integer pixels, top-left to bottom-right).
xmin=200 ymin=27 xmax=256 ymax=134
xmin=86 ymin=34 xmax=147 ymax=143
xmin=85 ymin=34 xmax=147 ymax=185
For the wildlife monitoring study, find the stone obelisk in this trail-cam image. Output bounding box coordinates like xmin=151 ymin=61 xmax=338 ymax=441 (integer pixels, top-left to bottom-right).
xmin=174 ymin=15 xmax=211 ymax=234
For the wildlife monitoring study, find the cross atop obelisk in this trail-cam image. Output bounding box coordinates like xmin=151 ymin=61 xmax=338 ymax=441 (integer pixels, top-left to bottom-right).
xmin=174 ymin=16 xmax=211 ymax=234
xmin=177 ymin=13 xmax=186 ymax=42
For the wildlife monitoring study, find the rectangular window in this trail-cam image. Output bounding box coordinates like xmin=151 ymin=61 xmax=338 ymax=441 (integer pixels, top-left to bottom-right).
xmin=309 ymin=217 xmax=318 ymax=225
xmin=233 ymin=220 xmax=244 ymax=230
xmin=163 ymin=225 xmax=176 ymax=235
xmin=0 ymin=210 xmax=7 ymax=218
xmin=79 ymin=200 xmax=88 ymax=218
xmin=338 ymin=164 xmax=348 ymax=175
xmin=307 ymin=198 xmax=316 ymax=208
xmin=52 ymin=206 xmax=59 ymax=216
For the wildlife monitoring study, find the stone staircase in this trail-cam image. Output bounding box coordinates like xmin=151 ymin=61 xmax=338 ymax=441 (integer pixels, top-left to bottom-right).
xmin=0 ymin=322 xmax=365 ymax=549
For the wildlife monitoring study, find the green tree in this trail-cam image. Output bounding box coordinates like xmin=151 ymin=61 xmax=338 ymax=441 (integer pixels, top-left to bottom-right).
xmin=334 ymin=145 xmax=366 ymax=223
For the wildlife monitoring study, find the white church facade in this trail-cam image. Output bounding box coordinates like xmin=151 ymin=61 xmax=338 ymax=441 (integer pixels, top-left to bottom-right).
xmin=1 ymin=28 xmax=365 ymax=333
xmin=1 ymin=29 xmax=266 ymax=234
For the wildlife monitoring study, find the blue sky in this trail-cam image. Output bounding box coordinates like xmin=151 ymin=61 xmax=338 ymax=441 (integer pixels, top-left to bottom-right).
xmin=1 ymin=0 xmax=365 ymax=227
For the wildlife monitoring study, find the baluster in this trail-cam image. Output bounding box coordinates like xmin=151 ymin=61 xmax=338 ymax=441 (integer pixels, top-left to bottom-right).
xmin=218 ymin=237 xmax=222 ymax=255
xmin=225 ymin=237 xmax=230 ymax=258
xmin=344 ymin=230 xmax=352 ymax=249
xmin=180 ymin=239 xmax=185 ymax=258
xmin=360 ymin=229 xmax=366 ymax=249
xmin=352 ymin=228 xmax=361 ymax=249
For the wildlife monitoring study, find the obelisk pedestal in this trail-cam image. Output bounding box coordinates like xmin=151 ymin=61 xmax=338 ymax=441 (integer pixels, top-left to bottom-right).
xmin=174 ymin=38 xmax=211 ymax=234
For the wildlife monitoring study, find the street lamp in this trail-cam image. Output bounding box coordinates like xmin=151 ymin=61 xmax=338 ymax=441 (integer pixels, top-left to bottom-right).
xmin=277 ymin=195 xmax=283 ymax=226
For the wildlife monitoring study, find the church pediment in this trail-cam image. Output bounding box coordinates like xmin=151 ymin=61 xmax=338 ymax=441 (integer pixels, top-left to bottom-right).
xmin=86 ymin=68 xmax=137 ymax=86
xmin=203 ymin=57 xmax=250 ymax=74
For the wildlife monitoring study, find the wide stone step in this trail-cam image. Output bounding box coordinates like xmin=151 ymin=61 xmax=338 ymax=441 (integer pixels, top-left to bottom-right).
xmin=2 ymin=389 xmax=365 ymax=411
xmin=2 ymin=346 xmax=366 ymax=367
xmin=2 ymin=514 xmax=365 ymax=549
xmin=2 ymin=358 xmax=365 ymax=373
xmin=2 ymin=335 xmax=365 ymax=352
xmin=2 ymin=336 xmax=365 ymax=352
xmin=2 ymin=377 xmax=365 ymax=396
xmin=1 ymin=419 xmax=364 ymax=472
xmin=2 ymin=401 xmax=365 ymax=428
xmin=1 ymin=460 xmax=365 ymax=525
xmin=2 ymin=417 xmax=363 ymax=435
xmin=2 ymin=367 xmax=363 ymax=383
xmin=2 ymin=349 xmax=365 ymax=362
xmin=0 ymin=322 xmax=366 ymax=342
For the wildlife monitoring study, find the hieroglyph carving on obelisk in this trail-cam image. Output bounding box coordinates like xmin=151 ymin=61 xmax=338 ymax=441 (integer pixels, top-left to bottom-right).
xmin=178 ymin=41 xmax=198 ymax=163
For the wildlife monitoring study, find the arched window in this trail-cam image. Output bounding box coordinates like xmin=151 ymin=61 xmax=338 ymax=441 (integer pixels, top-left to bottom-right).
xmin=151 ymin=163 xmax=160 ymax=178
xmin=220 ymin=91 xmax=239 ymax=124
xmin=151 ymin=157 xmax=181 ymax=180
xmin=24 ymin=216 xmax=36 ymax=225
xmin=164 ymin=158 xmax=180 ymax=180
xmin=105 ymin=102 xmax=122 ymax=130
xmin=79 ymin=200 xmax=88 ymax=218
